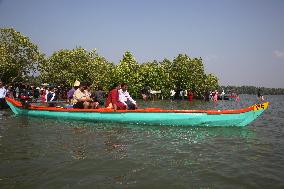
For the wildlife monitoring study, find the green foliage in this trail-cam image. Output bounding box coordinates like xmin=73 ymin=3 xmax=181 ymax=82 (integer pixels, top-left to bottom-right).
xmin=115 ymin=51 xmax=140 ymax=96
xmin=1 ymin=28 xmax=221 ymax=98
xmin=39 ymin=48 xmax=115 ymax=90
xmin=0 ymin=28 xmax=44 ymax=83
xmin=6 ymin=28 xmax=284 ymax=97
xmin=40 ymin=49 xmax=219 ymax=98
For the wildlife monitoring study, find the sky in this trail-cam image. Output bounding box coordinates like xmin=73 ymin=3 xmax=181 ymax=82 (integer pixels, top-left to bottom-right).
xmin=0 ymin=0 xmax=284 ymax=88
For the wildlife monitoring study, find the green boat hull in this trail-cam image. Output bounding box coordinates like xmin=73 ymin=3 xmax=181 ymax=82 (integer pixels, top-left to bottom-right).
xmin=5 ymin=98 xmax=268 ymax=127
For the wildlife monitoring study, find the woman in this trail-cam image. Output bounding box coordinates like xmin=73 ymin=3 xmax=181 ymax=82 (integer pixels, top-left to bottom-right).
xmin=105 ymin=83 xmax=126 ymax=110
xmin=213 ymin=90 xmax=218 ymax=103
xmin=84 ymin=84 xmax=99 ymax=108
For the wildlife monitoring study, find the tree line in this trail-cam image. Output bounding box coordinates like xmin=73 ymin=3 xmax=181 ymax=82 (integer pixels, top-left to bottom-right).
xmin=1 ymin=28 xmax=283 ymax=98
xmin=220 ymin=85 xmax=284 ymax=95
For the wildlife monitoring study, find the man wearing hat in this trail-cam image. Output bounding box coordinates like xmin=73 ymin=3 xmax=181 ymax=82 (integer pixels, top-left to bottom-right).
xmin=67 ymin=80 xmax=80 ymax=103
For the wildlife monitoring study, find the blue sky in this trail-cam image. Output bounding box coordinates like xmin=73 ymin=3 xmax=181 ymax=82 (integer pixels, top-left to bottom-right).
xmin=0 ymin=0 xmax=284 ymax=88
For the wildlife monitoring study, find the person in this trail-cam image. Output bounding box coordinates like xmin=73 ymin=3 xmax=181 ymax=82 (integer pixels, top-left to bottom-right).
xmin=67 ymin=80 xmax=80 ymax=103
xmin=46 ymin=87 xmax=57 ymax=107
xmin=0 ymin=81 xmax=8 ymax=109
xmin=105 ymin=83 xmax=126 ymax=110
xmin=209 ymin=91 xmax=213 ymax=101
xmin=84 ymin=83 xmax=99 ymax=108
xmin=119 ymin=83 xmax=137 ymax=110
xmin=187 ymin=89 xmax=194 ymax=102
xmin=15 ymin=84 xmax=20 ymax=98
xmin=92 ymin=85 xmax=105 ymax=106
xmin=34 ymin=87 xmax=40 ymax=100
xmin=203 ymin=91 xmax=210 ymax=101
xmin=141 ymin=86 xmax=150 ymax=101
xmin=220 ymin=89 xmax=225 ymax=100
xmin=170 ymin=89 xmax=176 ymax=101
xmin=72 ymin=82 xmax=94 ymax=109
xmin=40 ymin=86 xmax=48 ymax=102
xmin=6 ymin=85 xmax=14 ymax=99
xmin=213 ymin=90 xmax=218 ymax=103
xmin=257 ymin=89 xmax=264 ymax=101
xmin=235 ymin=93 xmax=240 ymax=102
xmin=179 ymin=90 xmax=184 ymax=100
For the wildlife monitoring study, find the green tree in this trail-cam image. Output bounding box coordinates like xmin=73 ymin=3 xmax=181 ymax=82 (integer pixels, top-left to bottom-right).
xmin=115 ymin=51 xmax=140 ymax=96
xmin=39 ymin=48 xmax=115 ymax=89
xmin=0 ymin=28 xmax=44 ymax=83
xmin=169 ymin=54 xmax=209 ymax=96
xmin=204 ymin=74 xmax=219 ymax=92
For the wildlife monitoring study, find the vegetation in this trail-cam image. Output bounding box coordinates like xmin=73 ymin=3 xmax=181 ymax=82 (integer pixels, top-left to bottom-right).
xmin=0 ymin=28 xmax=44 ymax=83
xmin=39 ymin=48 xmax=115 ymax=89
xmin=1 ymin=28 xmax=283 ymax=98
xmin=220 ymin=86 xmax=284 ymax=95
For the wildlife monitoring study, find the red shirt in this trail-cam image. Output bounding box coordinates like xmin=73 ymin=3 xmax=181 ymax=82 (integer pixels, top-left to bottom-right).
xmin=105 ymin=89 xmax=126 ymax=110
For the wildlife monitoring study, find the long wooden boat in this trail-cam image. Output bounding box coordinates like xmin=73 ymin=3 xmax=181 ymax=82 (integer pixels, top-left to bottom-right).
xmin=5 ymin=97 xmax=268 ymax=127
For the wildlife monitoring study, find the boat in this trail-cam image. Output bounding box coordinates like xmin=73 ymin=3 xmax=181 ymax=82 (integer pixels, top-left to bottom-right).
xmin=5 ymin=97 xmax=268 ymax=127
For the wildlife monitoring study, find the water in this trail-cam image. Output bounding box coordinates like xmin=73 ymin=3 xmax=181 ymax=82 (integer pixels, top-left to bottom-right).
xmin=0 ymin=95 xmax=283 ymax=188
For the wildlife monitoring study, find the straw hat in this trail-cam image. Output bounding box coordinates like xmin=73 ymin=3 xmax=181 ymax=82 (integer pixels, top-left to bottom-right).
xmin=74 ymin=80 xmax=80 ymax=87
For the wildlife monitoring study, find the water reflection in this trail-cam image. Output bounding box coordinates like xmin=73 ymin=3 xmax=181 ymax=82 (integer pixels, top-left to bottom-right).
xmin=27 ymin=117 xmax=256 ymax=164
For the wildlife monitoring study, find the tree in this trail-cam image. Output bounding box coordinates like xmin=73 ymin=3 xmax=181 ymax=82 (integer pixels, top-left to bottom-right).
xmin=169 ymin=54 xmax=209 ymax=96
xmin=0 ymin=28 xmax=44 ymax=83
xmin=115 ymin=51 xmax=140 ymax=96
xmin=39 ymin=48 xmax=115 ymax=89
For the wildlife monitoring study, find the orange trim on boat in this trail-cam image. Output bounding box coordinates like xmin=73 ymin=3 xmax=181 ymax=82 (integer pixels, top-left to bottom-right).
xmin=5 ymin=97 xmax=253 ymax=114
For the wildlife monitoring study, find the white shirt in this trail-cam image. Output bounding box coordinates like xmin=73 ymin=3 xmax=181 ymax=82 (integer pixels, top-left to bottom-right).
xmin=44 ymin=89 xmax=49 ymax=102
xmin=118 ymin=89 xmax=136 ymax=105
xmin=0 ymin=87 xmax=7 ymax=98
xmin=170 ymin=90 xmax=176 ymax=97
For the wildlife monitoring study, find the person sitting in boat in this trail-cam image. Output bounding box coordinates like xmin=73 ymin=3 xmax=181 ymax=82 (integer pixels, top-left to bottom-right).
xmin=84 ymin=83 xmax=99 ymax=108
xmin=105 ymin=83 xmax=126 ymax=110
xmin=119 ymin=83 xmax=137 ymax=110
xmin=92 ymin=85 xmax=105 ymax=106
xmin=46 ymin=87 xmax=57 ymax=107
xmin=72 ymin=82 xmax=94 ymax=109
xmin=67 ymin=80 xmax=80 ymax=103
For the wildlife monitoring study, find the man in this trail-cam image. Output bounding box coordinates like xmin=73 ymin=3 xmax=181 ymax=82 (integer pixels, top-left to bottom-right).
xmin=72 ymin=82 xmax=93 ymax=109
xmin=67 ymin=80 xmax=80 ymax=103
xmin=0 ymin=81 xmax=8 ymax=109
xmin=119 ymin=83 xmax=137 ymax=110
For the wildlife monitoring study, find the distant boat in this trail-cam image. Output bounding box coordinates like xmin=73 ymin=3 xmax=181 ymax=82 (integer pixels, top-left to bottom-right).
xmin=5 ymin=97 xmax=268 ymax=127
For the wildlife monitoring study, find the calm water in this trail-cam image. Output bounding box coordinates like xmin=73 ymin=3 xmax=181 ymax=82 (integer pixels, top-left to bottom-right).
xmin=0 ymin=95 xmax=283 ymax=189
